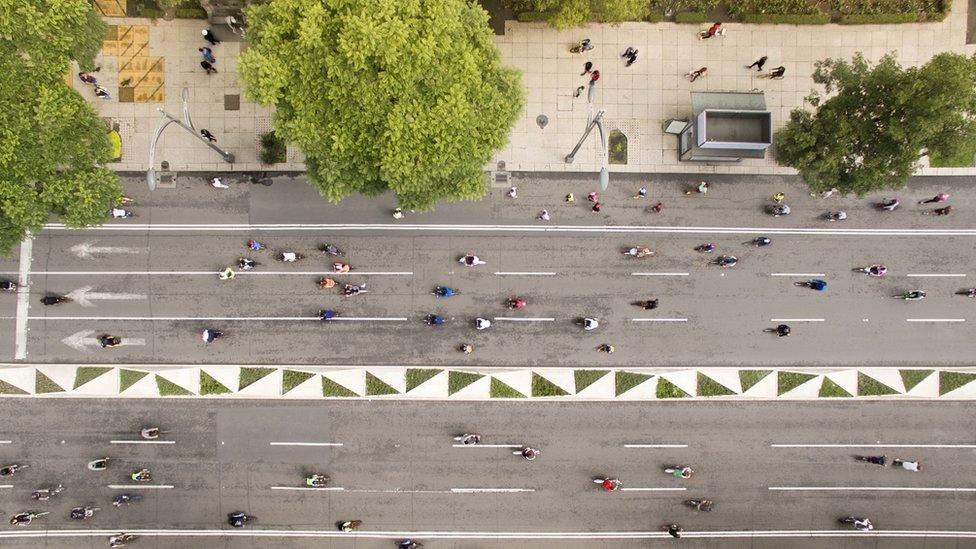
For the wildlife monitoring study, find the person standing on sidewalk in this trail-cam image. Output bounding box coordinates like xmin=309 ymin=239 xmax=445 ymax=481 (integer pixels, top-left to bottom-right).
xmin=202 ymin=28 xmax=220 ymax=46
xmin=747 ymin=56 xmax=767 ymax=71
xmin=590 ymin=70 xmax=600 ymax=83
xmin=78 ymin=72 xmax=98 ymax=85
xmin=199 ymin=47 xmax=216 ymax=64
xmin=200 ymin=129 xmax=217 ymax=142
xmin=686 ymin=67 xmax=707 ymax=82
xmin=201 ymin=60 xmax=217 ymax=74
xmin=581 ymin=61 xmax=592 ymax=75
xmin=574 ymin=85 xmax=584 ymax=98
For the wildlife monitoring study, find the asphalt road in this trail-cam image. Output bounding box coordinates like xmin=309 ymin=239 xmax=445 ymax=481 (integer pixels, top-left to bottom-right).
xmin=0 ymin=399 xmax=973 ymax=548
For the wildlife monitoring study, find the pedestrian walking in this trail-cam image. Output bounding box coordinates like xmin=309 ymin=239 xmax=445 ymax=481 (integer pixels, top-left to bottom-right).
xmin=919 ymin=192 xmax=949 ymax=204
xmin=506 ymin=186 xmax=517 ymax=199
xmin=78 ymin=72 xmax=97 ymax=85
xmin=622 ymin=47 xmax=638 ymax=67
xmin=811 ymin=187 xmax=838 ymax=199
xmin=590 ymin=70 xmax=600 ymax=83
xmin=633 ymin=186 xmax=648 ymax=199
xmin=574 ymin=85 xmax=584 ymax=98
xmin=771 ymin=192 xmax=785 ymax=203
xmin=201 ymin=60 xmax=217 ymax=74
xmin=747 ymin=55 xmax=767 ymax=71
xmin=565 ymin=193 xmax=575 ymax=203
xmin=93 ymin=85 xmax=111 ymax=100
xmin=537 ymin=209 xmax=550 ymax=222
xmin=686 ymin=67 xmax=707 ymax=82
xmin=570 ymin=38 xmax=593 ymax=53
xmin=210 ymin=177 xmax=229 ymax=189
xmin=768 ymin=66 xmax=786 ymax=79
xmin=667 ymin=524 xmax=683 ymax=539
xmin=581 ymin=61 xmax=592 ymax=75
xmin=392 ymin=208 xmax=404 ymax=219
xmin=587 ymin=191 xmax=598 ymax=203
xmin=591 ymin=201 xmax=602 ymax=212
xmin=198 ymin=47 xmax=216 ymax=64
xmin=699 ymin=22 xmax=723 ymax=39
xmin=202 ymin=28 xmax=220 ymax=46
xmin=200 ymin=129 xmax=217 ymax=142
xmin=650 ymin=202 xmax=663 ymax=213
xmin=597 ymin=343 xmax=615 ymax=354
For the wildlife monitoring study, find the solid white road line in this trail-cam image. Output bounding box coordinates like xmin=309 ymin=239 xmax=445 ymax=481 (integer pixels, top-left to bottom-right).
xmin=25 ymin=316 xmax=408 ymax=322
xmin=624 ymin=444 xmax=689 ymax=448
xmin=770 ymin=273 xmax=826 ymax=277
xmin=107 ymin=484 xmax=174 ymax=489
xmin=270 ymin=486 xmax=345 ymax=492
xmin=269 ymin=442 xmax=343 ymax=447
xmin=5 ymin=271 xmax=413 ymax=276
xmin=906 ymin=318 xmax=965 ymax=322
xmin=493 ymin=272 xmax=557 ymax=276
xmin=772 ymin=443 xmax=976 ymax=449
xmin=110 ymin=440 xmax=176 ymax=445
xmin=450 ymin=488 xmax=535 ymax=493
xmin=492 ymin=317 xmax=555 ymax=322
xmin=631 ymin=272 xmax=690 ymax=276
xmin=14 ymin=235 xmax=32 ymax=360
xmin=1 ymin=528 xmax=976 ymax=540
xmin=0 ymin=485 xmax=12 ymax=489
xmin=770 ymin=318 xmax=824 ymax=322
xmin=619 ymin=487 xmax=687 ymax=492
xmin=0 ymin=441 xmax=11 ymax=444
xmin=452 ymin=444 xmax=523 ymax=448
xmin=907 ymin=273 xmax=967 ymax=277
xmin=630 ymin=318 xmax=688 ymax=322
xmin=769 ymin=486 xmax=976 ymax=492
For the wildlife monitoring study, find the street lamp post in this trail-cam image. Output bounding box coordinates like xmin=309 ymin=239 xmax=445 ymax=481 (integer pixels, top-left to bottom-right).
xmin=147 ymin=88 xmax=235 ymax=190
xmin=564 ymin=81 xmax=610 ymax=190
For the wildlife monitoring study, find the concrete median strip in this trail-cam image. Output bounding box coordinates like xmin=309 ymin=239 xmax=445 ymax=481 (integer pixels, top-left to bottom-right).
xmin=0 ymin=364 xmax=974 ymax=401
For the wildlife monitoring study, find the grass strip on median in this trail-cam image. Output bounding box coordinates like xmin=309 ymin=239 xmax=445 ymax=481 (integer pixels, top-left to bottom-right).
xmin=575 ymin=370 xmax=609 ymax=393
xmin=939 ymin=371 xmax=976 ymax=396
xmin=616 ymin=372 xmax=652 ymax=396
xmin=657 ymin=378 xmax=690 ymax=399
xmin=778 ymin=372 xmax=816 ymax=396
xmin=697 ymin=373 xmax=735 ymax=396
xmin=857 ymin=373 xmax=900 ymax=396
xmin=119 ymin=369 xmax=148 ymax=392
xmin=239 ymin=367 xmax=276 ymax=390
xmin=282 ymin=370 xmax=314 ymax=394
xmin=156 ymin=375 xmax=193 ymax=396
xmin=199 ymin=372 xmax=232 ymax=395
xmin=900 ymin=369 xmax=933 ymax=392
xmin=35 ymin=372 xmax=64 ymax=394
xmin=490 ymin=378 xmax=526 ymax=398
xmin=322 ymin=377 xmax=358 ymax=397
xmin=406 ymin=369 xmax=441 ymax=392
xmin=740 ymin=370 xmax=772 ymax=392
xmin=73 ymin=367 xmax=111 ymax=389
xmin=532 ymin=373 xmax=569 ymax=397
xmin=818 ymin=378 xmax=852 ymax=398
xmin=365 ymin=373 xmax=399 ymax=396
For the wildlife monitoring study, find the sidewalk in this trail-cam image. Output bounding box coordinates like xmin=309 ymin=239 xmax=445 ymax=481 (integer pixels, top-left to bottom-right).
xmin=87 ymin=0 xmax=976 ymax=176
xmin=4 ymin=364 xmax=975 ymax=400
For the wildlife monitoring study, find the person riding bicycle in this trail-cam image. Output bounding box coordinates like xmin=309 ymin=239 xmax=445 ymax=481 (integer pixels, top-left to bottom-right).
xmin=141 ymin=427 xmax=160 ymax=439
xmin=434 ymin=286 xmax=455 ymax=297
xmin=320 ymin=309 xmax=336 ymax=321
xmin=583 ymin=318 xmax=599 ymax=330
xmin=99 ymin=335 xmax=121 ymax=348
xmin=426 ymin=314 xmax=445 ymax=326
xmin=475 ymin=318 xmax=491 ymax=330
xmin=509 ymin=297 xmax=526 ymax=310
xmin=40 ymin=295 xmax=68 ymax=305
xmin=238 ymin=257 xmax=255 ymax=271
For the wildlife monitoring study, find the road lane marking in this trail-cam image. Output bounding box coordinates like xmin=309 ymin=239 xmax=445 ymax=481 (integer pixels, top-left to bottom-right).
xmin=0 ymin=440 xmax=11 ymax=444
xmin=42 ymin=221 xmax=976 ymax=237
xmin=631 ymin=272 xmax=690 ymax=276
xmin=492 ymin=317 xmax=555 ymax=322
xmin=906 ymin=318 xmax=965 ymax=322
xmin=624 ymin=444 xmax=689 ymax=448
xmin=14 ymin=235 xmax=32 ymax=360
xmin=66 ymin=287 xmax=147 ymax=307
xmin=25 ymin=316 xmax=408 ymax=322
xmin=107 ymin=485 xmax=174 ymax=489
xmin=2 ymin=271 xmax=412 ymax=276
xmin=770 ymin=273 xmax=826 ymax=277
xmin=269 ymin=442 xmax=343 ymax=447
xmin=450 ymin=488 xmax=535 ymax=493
xmin=493 ymin=272 xmax=557 ymax=276
xmin=772 ymin=443 xmax=976 ymax=448
xmin=769 ymin=487 xmax=976 ymax=492
xmin=619 ymin=487 xmax=687 ymax=492
xmin=0 ymin=485 xmax=12 ymax=489
xmin=270 ymin=486 xmax=345 ymax=492
xmin=907 ymin=273 xmax=967 ymax=277
xmin=1 ymin=528 xmax=976 ymax=540
xmin=452 ymin=444 xmax=523 ymax=448
xmin=110 ymin=440 xmax=175 ymax=445
xmin=630 ymin=318 xmax=688 ymax=322
xmin=770 ymin=318 xmax=824 ymax=322
xmin=70 ymin=242 xmax=145 ymax=259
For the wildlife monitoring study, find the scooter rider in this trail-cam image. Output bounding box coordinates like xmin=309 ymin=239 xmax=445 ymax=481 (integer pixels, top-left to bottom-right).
xmin=583 ymin=318 xmax=599 ymax=330
xmin=201 ymin=329 xmax=222 ymax=343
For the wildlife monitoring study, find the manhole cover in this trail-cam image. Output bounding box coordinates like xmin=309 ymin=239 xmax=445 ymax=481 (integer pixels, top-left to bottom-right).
xmin=224 ymin=94 xmax=240 ymax=111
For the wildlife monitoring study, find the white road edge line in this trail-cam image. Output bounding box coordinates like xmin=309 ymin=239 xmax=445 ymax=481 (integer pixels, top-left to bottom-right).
xmin=23 ymin=316 xmax=409 ymax=322
xmin=619 ymin=487 xmax=687 ymax=492
xmin=906 ymin=273 xmax=967 ymax=277
xmin=110 ymin=440 xmax=176 ymax=445
xmin=269 ymin=442 xmax=343 ymax=447
xmin=450 ymin=488 xmax=535 ymax=493
xmin=906 ymin=318 xmax=965 ymax=322
xmin=14 ymin=235 xmax=32 ymax=360
xmin=452 ymin=444 xmax=523 ymax=448
xmin=106 ymin=485 xmax=174 ymax=489
xmin=630 ymin=318 xmax=688 ymax=322
xmin=770 ymin=318 xmax=825 ymax=322
xmin=770 ymin=273 xmax=826 ymax=277
xmin=492 ymin=317 xmax=555 ymax=322
xmin=0 ymin=485 xmax=12 ymax=489
xmin=493 ymin=272 xmax=557 ymax=276
xmin=270 ymin=486 xmax=345 ymax=492
xmin=631 ymin=272 xmax=690 ymax=276
xmin=1 ymin=528 xmax=976 ymax=540
xmin=769 ymin=487 xmax=976 ymax=492
xmin=771 ymin=444 xmax=976 ymax=448
xmin=624 ymin=444 xmax=689 ymax=448
xmin=7 ymin=271 xmax=412 ymax=276
xmin=0 ymin=441 xmax=11 ymax=444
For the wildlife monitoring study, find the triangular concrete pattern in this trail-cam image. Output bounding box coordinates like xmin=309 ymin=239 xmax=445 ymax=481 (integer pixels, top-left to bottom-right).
xmin=659 ymin=370 xmax=697 ymax=396
xmin=825 ymin=370 xmax=857 ymax=396
xmin=779 ymin=374 xmax=823 ymax=399
xmin=574 ymin=370 xmax=615 ymax=398
xmin=201 ymin=366 xmax=240 ymax=393
xmin=858 ymin=368 xmax=905 ymax=394
xmin=154 ymin=368 xmax=199 ymax=394
xmin=405 ymin=371 xmax=448 ymax=398
xmin=35 ymin=366 xmax=76 ymax=392
xmin=698 ymin=369 xmax=742 ymax=394
xmin=368 ymin=368 xmax=406 ymax=394
xmin=532 ymin=369 xmax=576 ymax=395
xmin=71 ymin=369 xmax=120 ymax=395
xmin=449 ymin=375 xmax=490 ymax=399
xmin=616 ymin=376 xmax=658 ymax=400
xmin=492 ymin=370 xmax=532 ymax=396
xmin=322 ymin=370 xmax=365 ymax=396
xmin=0 ymin=367 xmax=36 ymax=394
xmin=284 ymin=374 xmax=323 ymax=398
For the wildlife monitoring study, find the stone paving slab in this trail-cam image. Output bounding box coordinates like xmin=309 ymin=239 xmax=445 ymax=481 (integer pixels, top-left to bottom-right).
xmin=85 ymin=0 xmax=976 ymax=177
xmin=3 ymin=364 xmax=974 ymax=400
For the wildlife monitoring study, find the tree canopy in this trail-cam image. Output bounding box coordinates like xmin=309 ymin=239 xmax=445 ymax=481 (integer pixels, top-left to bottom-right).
xmin=0 ymin=0 xmax=120 ymax=254
xmin=516 ymin=0 xmax=649 ymax=28
xmin=239 ymin=0 xmax=524 ymax=211
xmin=775 ymin=52 xmax=976 ymax=196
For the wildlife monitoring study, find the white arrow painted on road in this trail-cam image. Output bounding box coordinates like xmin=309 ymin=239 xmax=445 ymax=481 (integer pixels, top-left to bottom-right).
xmin=66 ymin=287 xmax=147 ymax=307
xmin=70 ymin=241 xmax=146 ymax=259
xmin=61 ymin=330 xmax=145 ymax=352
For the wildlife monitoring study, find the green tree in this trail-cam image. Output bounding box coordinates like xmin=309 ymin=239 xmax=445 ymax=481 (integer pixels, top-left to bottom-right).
xmin=517 ymin=0 xmax=649 ymax=28
xmin=0 ymin=0 xmax=121 ymax=254
xmin=239 ymin=0 xmax=523 ymax=210
xmin=776 ymin=52 xmax=976 ymax=195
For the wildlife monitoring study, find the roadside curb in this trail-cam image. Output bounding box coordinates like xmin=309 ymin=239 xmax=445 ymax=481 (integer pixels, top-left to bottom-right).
xmin=4 ymin=365 xmax=975 ymax=400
